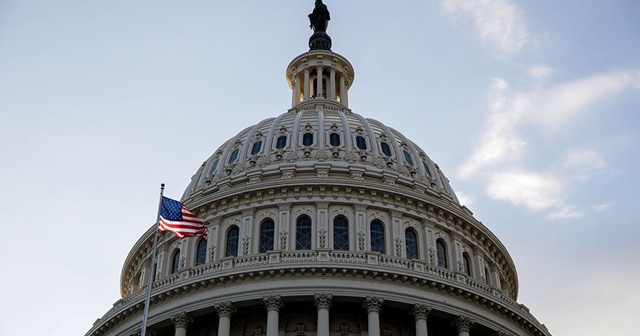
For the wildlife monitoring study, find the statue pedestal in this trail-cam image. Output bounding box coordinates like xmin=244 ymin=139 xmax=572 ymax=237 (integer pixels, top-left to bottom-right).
xmin=309 ymin=31 xmax=332 ymax=51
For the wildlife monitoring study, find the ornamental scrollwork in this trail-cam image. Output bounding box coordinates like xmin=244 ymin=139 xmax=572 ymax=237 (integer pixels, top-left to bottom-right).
xmin=216 ymin=301 xmax=237 ymax=318
xmin=452 ymin=316 xmax=474 ymax=333
xmin=409 ymin=304 xmax=431 ymax=321
xmin=314 ymin=294 xmax=333 ymax=310
xmin=263 ymin=295 xmax=284 ymax=312
xmin=171 ymin=312 xmax=193 ymax=329
xmin=363 ymin=297 xmax=384 ymax=313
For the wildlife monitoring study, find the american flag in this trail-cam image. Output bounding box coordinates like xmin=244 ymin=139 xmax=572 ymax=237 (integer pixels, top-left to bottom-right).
xmin=158 ymin=196 xmax=207 ymax=239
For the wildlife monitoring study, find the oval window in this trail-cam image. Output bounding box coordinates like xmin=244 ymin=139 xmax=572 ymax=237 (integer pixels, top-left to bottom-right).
xmin=381 ymin=142 xmax=392 ymax=156
xmin=276 ymin=135 xmax=287 ymax=149
xmin=302 ymin=133 xmax=314 ymax=146
xmin=356 ymin=136 xmax=367 ymax=150
xmin=403 ymin=150 xmax=414 ymax=165
xmin=228 ymin=148 xmax=239 ymax=163
xmin=329 ymin=133 xmax=340 ymax=146
xmin=251 ymin=141 xmax=262 ymax=155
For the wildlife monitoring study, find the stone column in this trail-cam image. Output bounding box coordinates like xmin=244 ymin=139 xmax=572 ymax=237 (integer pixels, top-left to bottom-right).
xmin=452 ymin=316 xmax=474 ymax=336
xmin=409 ymin=304 xmax=431 ymax=336
xmin=316 ymin=65 xmax=324 ymax=98
xmin=329 ymin=68 xmax=336 ymax=100
xmin=314 ymin=294 xmax=333 ymax=336
xmin=363 ymin=297 xmax=384 ymax=336
xmin=304 ymin=69 xmax=311 ymax=100
xmin=171 ymin=312 xmax=193 ymax=336
xmin=339 ymin=75 xmax=347 ymax=107
xmin=293 ymin=75 xmax=301 ymax=106
xmin=216 ymin=302 xmax=236 ymax=336
xmin=264 ymin=296 xmax=284 ymax=336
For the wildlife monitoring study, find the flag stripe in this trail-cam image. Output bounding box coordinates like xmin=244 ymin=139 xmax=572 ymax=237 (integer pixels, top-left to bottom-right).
xmin=158 ymin=197 xmax=207 ymax=239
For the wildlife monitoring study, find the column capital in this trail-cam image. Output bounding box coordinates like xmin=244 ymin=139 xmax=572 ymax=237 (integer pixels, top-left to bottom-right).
xmin=314 ymin=294 xmax=333 ymax=310
xmin=409 ymin=304 xmax=432 ymax=321
xmin=363 ymin=297 xmax=384 ymax=313
xmin=264 ymin=295 xmax=284 ymax=312
xmin=171 ymin=312 xmax=193 ymax=329
xmin=452 ymin=316 xmax=474 ymax=333
xmin=216 ymin=301 xmax=237 ymax=318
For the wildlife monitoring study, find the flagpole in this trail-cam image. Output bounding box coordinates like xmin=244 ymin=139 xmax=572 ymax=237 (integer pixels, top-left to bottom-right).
xmin=141 ymin=183 xmax=165 ymax=336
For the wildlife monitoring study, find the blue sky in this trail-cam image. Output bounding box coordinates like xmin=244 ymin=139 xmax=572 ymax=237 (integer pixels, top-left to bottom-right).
xmin=1 ymin=1 xmax=639 ymax=335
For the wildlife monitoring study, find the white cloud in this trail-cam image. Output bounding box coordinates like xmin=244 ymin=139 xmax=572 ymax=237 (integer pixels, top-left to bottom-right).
xmin=458 ymin=69 xmax=640 ymax=219
xmin=487 ymin=171 xmax=565 ymax=211
xmin=455 ymin=190 xmax=475 ymax=207
xmin=592 ymin=202 xmax=611 ymax=212
xmin=441 ymin=0 xmax=530 ymax=54
xmin=533 ymin=70 xmax=640 ymax=128
xmin=529 ymin=65 xmax=555 ymax=80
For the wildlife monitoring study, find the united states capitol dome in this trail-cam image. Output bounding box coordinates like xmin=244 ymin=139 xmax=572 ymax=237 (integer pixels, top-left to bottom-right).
xmin=87 ymin=3 xmax=552 ymax=336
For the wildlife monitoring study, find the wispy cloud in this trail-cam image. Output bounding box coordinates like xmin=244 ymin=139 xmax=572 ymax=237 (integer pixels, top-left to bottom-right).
xmin=459 ymin=68 xmax=640 ymax=219
xmin=529 ymin=65 xmax=555 ymax=81
xmin=441 ymin=0 xmax=530 ymax=54
xmin=592 ymin=202 xmax=612 ymax=212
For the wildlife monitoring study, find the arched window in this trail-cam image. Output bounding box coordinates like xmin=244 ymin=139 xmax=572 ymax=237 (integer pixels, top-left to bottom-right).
xmin=422 ymin=161 xmax=432 ymax=177
xmin=228 ymin=148 xmax=239 ymax=163
xmin=436 ymin=239 xmax=448 ymax=268
xmin=370 ymin=220 xmax=385 ymax=253
xmin=329 ymin=133 xmax=341 ymax=146
xmin=403 ymin=150 xmax=414 ymax=165
xmin=195 ymin=239 xmax=207 ymax=266
xmin=259 ymin=219 xmax=275 ymax=253
xmin=251 ymin=141 xmax=262 ymax=155
xmin=302 ymin=133 xmax=314 ymax=146
xmin=225 ymin=226 xmax=239 ymax=257
xmin=209 ymin=159 xmax=219 ymax=175
xmin=484 ymin=266 xmax=491 ymax=284
xmin=171 ymin=249 xmax=180 ymax=274
xmin=296 ymin=216 xmax=312 ymax=250
xmin=380 ymin=142 xmax=392 ymax=156
xmin=333 ymin=216 xmax=349 ymax=251
xmin=405 ymin=229 xmax=418 ymax=259
xmin=276 ymin=135 xmax=287 ymax=149
xmin=356 ymin=136 xmax=367 ymax=150
xmin=463 ymin=252 xmax=472 ymax=276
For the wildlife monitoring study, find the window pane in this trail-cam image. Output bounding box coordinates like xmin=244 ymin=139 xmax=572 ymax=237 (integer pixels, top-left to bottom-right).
xmin=356 ymin=136 xmax=367 ymax=150
xmin=405 ymin=229 xmax=418 ymax=259
xmin=422 ymin=161 xmax=432 ymax=177
xmin=329 ymin=133 xmax=341 ymax=146
xmin=196 ymin=239 xmax=207 ymax=266
xmin=251 ymin=141 xmax=262 ymax=155
xmin=260 ymin=219 xmax=275 ymax=253
xmin=370 ymin=221 xmax=385 ymax=253
xmin=381 ymin=142 xmax=392 ymax=156
xmin=436 ymin=240 xmax=447 ymax=268
xmin=228 ymin=148 xmax=239 ymax=163
xmin=209 ymin=159 xmax=219 ymax=175
xmin=226 ymin=227 xmax=239 ymax=257
xmin=463 ymin=253 xmax=471 ymax=276
xmin=296 ymin=216 xmax=312 ymax=250
xmin=171 ymin=249 xmax=180 ymax=274
xmin=333 ymin=217 xmax=349 ymax=251
xmin=302 ymin=133 xmax=314 ymax=146
xmin=403 ymin=150 xmax=414 ymax=165
xmin=276 ymin=135 xmax=287 ymax=149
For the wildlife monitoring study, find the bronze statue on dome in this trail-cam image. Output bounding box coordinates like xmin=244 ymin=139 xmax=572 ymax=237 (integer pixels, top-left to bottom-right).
xmin=308 ymin=0 xmax=330 ymax=32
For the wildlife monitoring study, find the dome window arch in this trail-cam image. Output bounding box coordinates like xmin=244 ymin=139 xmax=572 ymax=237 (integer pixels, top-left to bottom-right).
xmin=228 ymin=148 xmax=240 ymax=164
xmin=275 ymin=135 xmax=288 ymax=149
xmin=436 ymin=239 xmax=448 ymax=268
xmin=329 ymin=132 xmax=341 ymax=146
xmin=302 ymin=132 xmax=314 ymax=146
xmin=296 ymin=215 xmax=312 ymax=250
xmin=370 ymin=220 xmax=385 ymax=253
xmin=355 ymin=136 xmax=367 ymax=150
xmin=251 ymin=141 xmax=263 ymax=155
xmin=463 ymin=252 xmax=472 ymax=276
xmin=225 ymin=226 xmax=240 ymax=257
xmin=405 ymin=228 xmax=418 ymax=259
xmin=171 ymin=249 xmax=180 ymax=274
xmin=333 ymin=216 xmax=349 ymax=251
xmin=209 ymin=159 xmax=220 ymax=175
xmin=380 ymin=142 xmax=392 ymax=156
xmin=403 ymin=150 xmax=414 ymax=166
xmin=259 ymin=219 xmax=275 ymax=253
xmin=195 ymin=238 xmax=207 ymax=266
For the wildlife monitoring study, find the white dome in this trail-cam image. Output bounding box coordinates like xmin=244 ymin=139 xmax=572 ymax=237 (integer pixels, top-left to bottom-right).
xmin=181 ymin=106 xmax=459 ymax=206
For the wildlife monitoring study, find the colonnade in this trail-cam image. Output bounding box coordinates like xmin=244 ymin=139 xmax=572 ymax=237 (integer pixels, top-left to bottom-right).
xmin=163 ymin=296 xmax=512 ymax=336
xmin=291 ymin=64 xmax=349 ymax=107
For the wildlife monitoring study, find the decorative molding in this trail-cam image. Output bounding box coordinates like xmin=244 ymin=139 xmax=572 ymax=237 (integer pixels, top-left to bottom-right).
xmin=409 ymin=304 xmax=431 ymax=321
xmin=314 ymin=294 xmax=333 ymax=310
xmin=263 ymin=295 xmax=283 ymax=312
xmin=216 ymin=301 xmax=236 ymax=318
xmin=452 ymin=316 xmax=474 ymax=333
xmin=171 ymin=312 xmax=193 ymax=329
xmin=363 ymin=297 xmax=384 ymax=313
